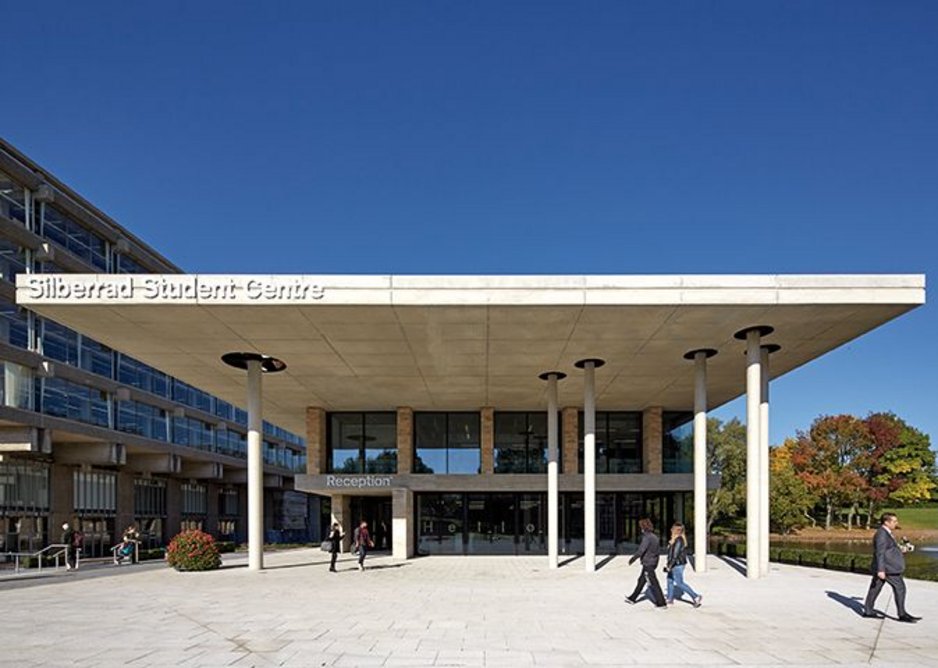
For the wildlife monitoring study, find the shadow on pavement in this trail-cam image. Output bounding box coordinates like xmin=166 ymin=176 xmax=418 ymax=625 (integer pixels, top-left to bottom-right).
xmin=825 ymin=589 xmax=892 ymax=619
xmin=596 ymin=554 xmax=616 ymax=571
xmin=717 ymin=555 xmax=747 ymax=577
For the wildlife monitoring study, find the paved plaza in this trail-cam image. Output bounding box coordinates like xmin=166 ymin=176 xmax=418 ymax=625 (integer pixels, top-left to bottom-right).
xmin=1 ymin=549 xmax=936 ymax=667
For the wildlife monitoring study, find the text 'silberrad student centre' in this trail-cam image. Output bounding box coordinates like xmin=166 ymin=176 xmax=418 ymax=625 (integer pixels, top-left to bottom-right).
xmin=1 ymin=138 xmax=926 ymax=578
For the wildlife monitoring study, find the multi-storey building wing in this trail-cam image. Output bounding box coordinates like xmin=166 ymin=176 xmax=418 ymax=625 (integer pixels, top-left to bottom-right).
xmin=0 ymin=138 xmax=312 ymax=558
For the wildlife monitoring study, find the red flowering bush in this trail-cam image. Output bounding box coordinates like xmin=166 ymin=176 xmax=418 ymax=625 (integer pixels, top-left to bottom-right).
xmin=166 ymin=529 xmax=221 ymax=571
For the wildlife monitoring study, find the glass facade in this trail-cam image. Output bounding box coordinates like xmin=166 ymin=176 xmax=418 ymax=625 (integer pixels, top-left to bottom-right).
xmin=0 ymin=169 xmax=28 ymax=225
xmin=328 ymin=412 xmax=397 ymax=473
xmin=414 ymin=412 xmax=481 ymax=474
xmin=41 ymin=377 xmax=110 ymax=427
xmin=663 ymin=412 xmax=694 ymax=473
xmin=0 ymin=238 xmax=27 ymax=282
xmin=416 ymin=491 xmax=690 ymax=556
xmin=41 ymin=203 xmax=108 ymax=270
xmin=577 ymin=411 xmax=643 ymax=473
xmin=117 ymin=400 xmax=168 ymax=441
xmin=494 ymin=412 xmax=547 ymax=474
xmin=0 ymin=460 xmax=50 ymax=513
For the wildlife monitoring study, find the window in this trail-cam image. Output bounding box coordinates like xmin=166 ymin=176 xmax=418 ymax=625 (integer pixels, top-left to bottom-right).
xmin=0 ymin=460 xmax=50 ymax=513
xmin=219 ymin=488 xmax=239 ymax=516
xmin=0 ymin=238 xmax=26 ymax=282
xmin=134 ymin=478 xmax=167 ymax=517
xmin=0 ymin=170 xmax=27 ymax=225
xmin=172 ymin=416 xmax=214 ymax=451
xmin=663 ymin=412 xmax=694 ymax=473
xmin=181 ymin=483 xmax=207 ymax=515
xmin=41 ymin=203 xmax=108 ymax=270
xmin=41 ymin=377 xmax=110 ymax=427
xmin=80 ymin=336 xmax=114 ymax=377
xmin=172 ymin=379 xmax=213 ymax=414
xmin=414 ymin=412 xmax=481 ymax=474
xmin=117 ymin=400 xmax=168 ymax=441
xmin=117 ymin=354 xmax=169 ymax=398
xmin=0 ymin=303 xmax=29 ymax=349
xmin=74 ymin=470 xmax=116 ymax=514
xmin=2 ymin=361 xmax=33 ymax=409
xmin=578 ymin=412 xmax=643 ymax=473
xmin=116 ymin=254 xmax=148 ymax=274
xmin=216 ymin=428 xmax=247 ymax=459
xmin=41 ymin=319 xmax=79 ymax=366
xmin=327 ymin=412 xmax=397 ymax=473
xmin=494 ymin=412 xmax=547 ymax=474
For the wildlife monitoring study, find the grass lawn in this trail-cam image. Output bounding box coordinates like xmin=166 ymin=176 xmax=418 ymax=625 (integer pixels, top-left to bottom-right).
xmin=881 ymin=505 xmax=938 ymax=530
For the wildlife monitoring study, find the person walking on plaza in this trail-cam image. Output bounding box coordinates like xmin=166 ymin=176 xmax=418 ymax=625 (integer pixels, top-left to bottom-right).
xmin=863 ymin=512 xmax=921 ymax=623
xmin=664 ymin=522 xmax=702 ymax=607
xmin=625 ymin=518 xmax=667 ymax=608
xmin=353 ymin=520 xmax=374 ymax=572
xmin=328 ymin=522 xmax=344 ymax=572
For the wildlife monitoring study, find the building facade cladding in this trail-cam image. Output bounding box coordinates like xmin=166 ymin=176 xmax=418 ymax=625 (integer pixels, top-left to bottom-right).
xmin=0 ymin=141 xmax=311 ymax=554
xmin=308 ymin=408 xmax=698 ymax=557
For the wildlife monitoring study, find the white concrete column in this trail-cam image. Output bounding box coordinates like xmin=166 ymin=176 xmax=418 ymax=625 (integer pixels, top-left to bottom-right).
xmin=575 ymin=358 xmax=604 ymax=573
xmin=759 ymin=344 xmax=780 ymax=577
xmin=246 ymin=359 xmax=263 ymax=572
xmin=735 ymin=326 xmax=772 ymax=580
xmin=222 ymin=352 xmax=286 ymax=573
xmin=685 ymin=348 xmax=717 ymax=574
xmin=540 ymin=371 xmax=565 ymax=570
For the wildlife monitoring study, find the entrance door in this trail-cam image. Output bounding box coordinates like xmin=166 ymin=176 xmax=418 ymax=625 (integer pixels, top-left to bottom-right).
xmin=597 ymin=493 xmax=616 ymax=553
xmin=350 ymin=497 xmax=392 ymax=551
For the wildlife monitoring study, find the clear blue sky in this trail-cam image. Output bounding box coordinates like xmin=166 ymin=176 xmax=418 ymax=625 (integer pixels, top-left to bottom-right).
xmin=3 ymin=2 xmax=936 ymax=446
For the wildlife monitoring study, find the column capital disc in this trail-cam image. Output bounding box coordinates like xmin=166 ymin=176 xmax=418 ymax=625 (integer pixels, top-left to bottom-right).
xmin=221 ymin=352 xmax=287 ymax=373
xmin=733 ymin=325 xmax=774 ymax=340
xmin=761 ymin=343 xmax=782 ymax=354
xmin=683 ymin=348 xmax=718 ymax=360
xmin=538 ymin=371 xmax=568 ymax=381
xmin=574 ymin=358 xmax=606 ymax=369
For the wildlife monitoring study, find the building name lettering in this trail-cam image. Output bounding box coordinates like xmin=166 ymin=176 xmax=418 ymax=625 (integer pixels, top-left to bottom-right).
xmin=24 ymin=276 xmax=326 ymax=303
xmin=325 ymin=475 xmax=393 ymax=488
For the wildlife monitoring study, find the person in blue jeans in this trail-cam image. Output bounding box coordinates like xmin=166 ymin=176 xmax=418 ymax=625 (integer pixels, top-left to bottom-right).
xmin=665 ymin=522 xmax=702 ymax=607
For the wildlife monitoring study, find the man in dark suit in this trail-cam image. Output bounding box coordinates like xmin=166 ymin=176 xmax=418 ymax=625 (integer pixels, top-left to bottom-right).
xmin=863 ymin=512 xmax=921 ymax=623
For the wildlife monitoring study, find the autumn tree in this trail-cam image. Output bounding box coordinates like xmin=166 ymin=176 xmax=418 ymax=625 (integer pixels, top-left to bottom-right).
xmin=867 ymin=412 xmax=936 ymax=507
xmin=789 ymin=415 xmax=870 ymax=530
xmin=769 ymin=439 xmax=817 ymax=533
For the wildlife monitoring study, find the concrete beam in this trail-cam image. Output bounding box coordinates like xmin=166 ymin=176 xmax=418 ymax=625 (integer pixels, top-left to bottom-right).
xmin=125 ymin=453 xmax=182 ymax=474
xmin=0 ymin=427 xmax=51 ymax=454
xmin=54 ymin=442 xmax=125 ymax=466
xmin=179 ymin=461 xmax=224 ymax=479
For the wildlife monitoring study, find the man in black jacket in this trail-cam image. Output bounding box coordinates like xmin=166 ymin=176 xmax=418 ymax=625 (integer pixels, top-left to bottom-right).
xmin=624 ymin=517 xmax=667 ymax=608
xmin=863 ymin=512 xmax=921 ymax=623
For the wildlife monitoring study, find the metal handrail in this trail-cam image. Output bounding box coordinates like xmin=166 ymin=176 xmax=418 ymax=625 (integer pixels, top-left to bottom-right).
xmin=110 ymin=539 xmax=140 ymax=564
xmin=0 ymin=543 xmax=79 ymax=575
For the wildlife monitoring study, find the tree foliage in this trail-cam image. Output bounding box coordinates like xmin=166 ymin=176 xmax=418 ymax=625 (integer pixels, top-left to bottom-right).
xmin=706 ymin=417 xmax=747 ymax=533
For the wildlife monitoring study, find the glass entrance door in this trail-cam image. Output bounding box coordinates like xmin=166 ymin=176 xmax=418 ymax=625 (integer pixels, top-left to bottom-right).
xmin=350 ymin=496 xmax=393 ymax=551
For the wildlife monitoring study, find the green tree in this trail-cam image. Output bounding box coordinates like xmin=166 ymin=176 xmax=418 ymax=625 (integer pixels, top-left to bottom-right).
xmin=706 ymin=417 xmax=747 ymax=534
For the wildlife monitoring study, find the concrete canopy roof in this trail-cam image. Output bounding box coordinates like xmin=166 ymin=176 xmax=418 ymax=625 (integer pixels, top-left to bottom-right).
xmin=16 ymin=274 xmax=925 ymax=436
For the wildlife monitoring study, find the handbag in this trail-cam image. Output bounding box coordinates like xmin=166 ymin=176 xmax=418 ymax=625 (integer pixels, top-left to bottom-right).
xmin=320 ymin=540 xmax=331 ymax=552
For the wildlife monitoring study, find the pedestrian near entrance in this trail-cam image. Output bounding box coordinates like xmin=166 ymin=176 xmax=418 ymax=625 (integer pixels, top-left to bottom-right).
xmin=863 ymin=512 xmax=921 ymax=623
xmin=353 ymin=520 xmax=374 ymax=572
xmin=61 ymin=522 xmax=81 ymax=571
xmin=328 ymin=522 xmax=344 ymax=572
xmin=625 ymin=518 xmax=667 ymax=608
xmin=664 ymin=522 xmax=702 ymax=607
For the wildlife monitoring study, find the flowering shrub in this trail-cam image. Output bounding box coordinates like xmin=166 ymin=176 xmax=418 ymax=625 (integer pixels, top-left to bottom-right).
xmin=166 ymin=530 xmax=221 ymax=571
